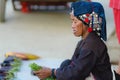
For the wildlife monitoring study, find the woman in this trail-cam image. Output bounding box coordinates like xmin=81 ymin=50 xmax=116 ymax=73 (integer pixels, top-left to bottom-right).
xmin=34 ymin=1 xmax=113 ymax=80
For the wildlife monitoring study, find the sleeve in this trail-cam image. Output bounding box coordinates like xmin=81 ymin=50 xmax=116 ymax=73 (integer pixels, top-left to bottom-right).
xmin=56 ymin=49 xmax=97 ymax=80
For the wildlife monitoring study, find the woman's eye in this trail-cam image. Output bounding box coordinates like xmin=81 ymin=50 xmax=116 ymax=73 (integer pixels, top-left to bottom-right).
xmin=73 ymin=21 xmax=77 ymax=24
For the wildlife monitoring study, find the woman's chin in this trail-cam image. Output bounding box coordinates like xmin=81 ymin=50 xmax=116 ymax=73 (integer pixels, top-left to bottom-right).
xmin=73 ymin=33 xmax=80 ymax=37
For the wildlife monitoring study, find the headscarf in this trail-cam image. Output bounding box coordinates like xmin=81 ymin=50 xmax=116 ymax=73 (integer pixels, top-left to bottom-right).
xmin=71 ymin=1 xmax=107 ymax=41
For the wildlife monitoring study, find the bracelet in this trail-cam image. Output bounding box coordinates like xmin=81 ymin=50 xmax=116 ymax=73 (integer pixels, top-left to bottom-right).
xmin=51 ymin=69 xmax=56 ymax=78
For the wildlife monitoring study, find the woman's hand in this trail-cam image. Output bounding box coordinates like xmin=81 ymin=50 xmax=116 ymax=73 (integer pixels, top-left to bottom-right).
xmin=116 ymin=61 xmax=120 ymax=75
xmin=33 ymin=67 xmax=52 ymax=79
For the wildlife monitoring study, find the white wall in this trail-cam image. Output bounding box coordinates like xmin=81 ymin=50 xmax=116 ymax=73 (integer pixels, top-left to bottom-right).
xmin=92 ymin=0 xmax=115 ymax=39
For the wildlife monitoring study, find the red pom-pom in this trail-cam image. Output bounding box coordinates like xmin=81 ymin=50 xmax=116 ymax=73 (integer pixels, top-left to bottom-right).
xmin=86 ymin=14 xmax=90 ymax=17
xmin=85 ymin=18 xmax=89 ymax=23
xmin=88 ymin=27 xmax=93 ymax=32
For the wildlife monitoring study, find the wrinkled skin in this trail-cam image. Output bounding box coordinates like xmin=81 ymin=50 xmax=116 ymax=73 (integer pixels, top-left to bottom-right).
xmin=70 ymin=13 xmax=89 ymax=39
xmin=34 ymin=67 xmax=52 ymax=79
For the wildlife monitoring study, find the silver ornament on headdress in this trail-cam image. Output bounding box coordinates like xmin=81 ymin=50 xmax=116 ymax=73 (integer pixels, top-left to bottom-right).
xmin=90 ymin=12 xmax=102 ymax=31
xmin=90 ymin=12 xmax=102 ymax=36
xmin=78 ymin=11 xmax=102 ymax=36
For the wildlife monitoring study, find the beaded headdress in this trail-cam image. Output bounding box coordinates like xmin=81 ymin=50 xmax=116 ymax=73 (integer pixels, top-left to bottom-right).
xmin=71 ymin=1 xmax=107 ymax=41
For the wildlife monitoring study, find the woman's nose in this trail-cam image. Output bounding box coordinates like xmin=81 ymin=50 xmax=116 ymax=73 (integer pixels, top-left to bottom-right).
xmin=72 ymin=23 xmax=75 ymax=29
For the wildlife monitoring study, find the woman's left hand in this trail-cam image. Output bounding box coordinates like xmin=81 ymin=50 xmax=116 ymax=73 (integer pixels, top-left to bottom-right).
xmin=33 ymin=67 xmax=52 ymax=79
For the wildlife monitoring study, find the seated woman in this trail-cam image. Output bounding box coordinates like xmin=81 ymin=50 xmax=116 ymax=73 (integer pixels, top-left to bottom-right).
xmin=33 ymin=1 xmax=113 ymax=80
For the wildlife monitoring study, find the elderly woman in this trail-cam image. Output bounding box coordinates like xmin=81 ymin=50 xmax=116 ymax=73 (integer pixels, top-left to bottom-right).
xmin=34 ymin=1 xmax=113 ymax=80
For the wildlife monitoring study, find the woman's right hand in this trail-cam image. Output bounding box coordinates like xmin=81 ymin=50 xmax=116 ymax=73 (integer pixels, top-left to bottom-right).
xmin=33 ymin=67 xmax=52 ymax=79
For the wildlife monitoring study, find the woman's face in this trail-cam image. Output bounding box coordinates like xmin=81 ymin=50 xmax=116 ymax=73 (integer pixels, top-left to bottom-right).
xmin=70 ymin=13 xmax=84 ymax=37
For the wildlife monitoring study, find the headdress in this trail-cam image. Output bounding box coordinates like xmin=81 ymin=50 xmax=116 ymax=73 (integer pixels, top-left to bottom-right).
xmin=71 ymin=1 xmax=107 ymax=41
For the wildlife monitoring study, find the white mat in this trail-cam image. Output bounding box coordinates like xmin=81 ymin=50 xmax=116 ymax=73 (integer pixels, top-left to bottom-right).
xmin=15 ymin=58 xmax=117 ymax=80
xmin=15 ymin=58 xmax=64 ymax=80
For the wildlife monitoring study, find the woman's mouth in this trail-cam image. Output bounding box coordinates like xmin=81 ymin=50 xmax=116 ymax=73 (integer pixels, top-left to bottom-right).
xmin=72 ymin=29 xmax=76 ymax=33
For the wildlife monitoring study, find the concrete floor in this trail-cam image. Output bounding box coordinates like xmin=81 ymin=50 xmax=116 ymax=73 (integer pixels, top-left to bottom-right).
xmin=0 ymin=0 xmax=117 ymax=63
xmin=0 ymin=1 xmax=79 ymax=62
xmin=0 ymin=1 xmax=120 ymax=80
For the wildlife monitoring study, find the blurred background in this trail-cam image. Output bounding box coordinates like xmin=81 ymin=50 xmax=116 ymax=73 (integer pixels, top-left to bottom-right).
xmin=0 ymin=0 xmax=119 ymax=65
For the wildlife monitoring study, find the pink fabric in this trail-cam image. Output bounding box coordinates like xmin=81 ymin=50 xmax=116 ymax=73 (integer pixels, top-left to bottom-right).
xmin=113 ymin=9 xmax=120 ymax=43
xmin=109 ymin=0 xmax=120 ymax=9
xmin=109 ymin=0 xmax=120 ymax=44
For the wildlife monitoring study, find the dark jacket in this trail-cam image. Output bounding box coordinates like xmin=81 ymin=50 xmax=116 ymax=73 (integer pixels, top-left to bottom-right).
xmin=56 ymin=32 xmax=113 ymax=80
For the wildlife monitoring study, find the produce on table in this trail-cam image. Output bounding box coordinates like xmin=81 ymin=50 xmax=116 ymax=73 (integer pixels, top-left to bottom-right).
xmin=0 ymin=56 xmax=22 ymax=80
xmin=5 ymin=52 xmax=40 ymax=60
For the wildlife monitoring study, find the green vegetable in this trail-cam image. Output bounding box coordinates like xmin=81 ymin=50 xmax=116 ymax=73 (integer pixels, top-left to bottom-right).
xmin=29 ymin=63 xmax=56 ymax=80
xmin=29 ymin=63 xmax=42 ymax=71
xmin=5 ymin=57 xmax=22 ymax=80
xmin=44 ymin=77 xmax=56 ymax=80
